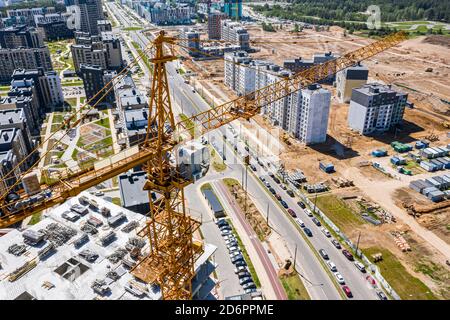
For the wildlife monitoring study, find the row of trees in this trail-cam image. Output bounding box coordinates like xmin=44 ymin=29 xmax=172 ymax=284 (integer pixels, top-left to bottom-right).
xmin=253 ymin=0 xmax=449 ymax=23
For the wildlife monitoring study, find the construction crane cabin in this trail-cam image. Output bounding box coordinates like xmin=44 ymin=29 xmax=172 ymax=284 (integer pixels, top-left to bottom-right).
xmin=0 ymin=30 xmax=407 ymax=300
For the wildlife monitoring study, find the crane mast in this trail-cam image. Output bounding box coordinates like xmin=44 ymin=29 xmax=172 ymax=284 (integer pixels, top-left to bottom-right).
xmin=0 ymin=31 xmax=408 ymax=300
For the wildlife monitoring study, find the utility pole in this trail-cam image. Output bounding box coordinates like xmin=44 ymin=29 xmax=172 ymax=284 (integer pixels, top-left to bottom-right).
xmin=266 ymin=202 xmax=270 ymax=226
xmin=356 ymin=231 xmax=361 ymax=258
xmin=313 ymin=193 xmax=318 ymax=214
xmin=293 ymin=244 xmax=298 ymax=270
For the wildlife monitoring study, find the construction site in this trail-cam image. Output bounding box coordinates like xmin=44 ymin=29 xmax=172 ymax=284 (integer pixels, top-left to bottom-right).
xmin=161 ymin=23 xmax=450 ymax=299
xmin=0 ymin=192 xmax=217 ymax=300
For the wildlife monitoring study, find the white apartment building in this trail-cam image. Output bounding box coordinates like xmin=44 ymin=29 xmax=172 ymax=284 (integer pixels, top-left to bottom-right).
xmin=221 ymin=20 xmax=250 ymax=50
xmin=288 ymin=84 xmax=331 ymax=145
xmin=348 ymin=83 xmax=407 ymax=135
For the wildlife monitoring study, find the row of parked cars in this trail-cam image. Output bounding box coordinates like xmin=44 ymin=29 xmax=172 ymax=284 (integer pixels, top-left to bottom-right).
xmin=216 ymin=218 xmax=258 ymax=294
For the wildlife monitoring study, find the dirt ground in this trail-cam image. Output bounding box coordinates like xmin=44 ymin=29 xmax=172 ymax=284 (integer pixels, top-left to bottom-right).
xmin=331 ymin=189 xmax=450 ymax=299
xmin=176 ymin=24 xmax=450 ymax=297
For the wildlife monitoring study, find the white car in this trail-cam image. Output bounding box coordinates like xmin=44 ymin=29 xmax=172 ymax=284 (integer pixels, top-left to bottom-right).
xmin=321 ymin=227 xmax=331 ymax=238
xmin=234 ymin=266 xmax=247 ymax=274
xmin=230 ymin=251 xmax=241 ymax=258
xmin=305 ymin=209 xmax=313 ymax=217
xmin=334 ymin=272 xmax=345 ymax=285
xmin=354 ymin=261 xmax=366 ymax=273
xmin=223 ymin=234 xmax=234 ymax=241
xmin=327 ymin=261 xmax=337 ymax=272
xmin=228 ymin=246 xmax=239 ymax=253
xmin=297 ymin=219 xmax=305 ymax=228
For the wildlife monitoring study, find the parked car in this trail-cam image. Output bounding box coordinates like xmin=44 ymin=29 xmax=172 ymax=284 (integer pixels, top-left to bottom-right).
xmin=366 ymin=275 xmax=377 ymax=287
xmin=269 ymin=187 xmax=276 ymax=194
xmin=219 ymin=225 xmax=232 ymax=231
xmin=231 ymin=255 xmax=244 ymax=264
xmin=228 ymin=246 xmax=239 ymax=253
xmin=334 ymin=272 xmax=345 ymax=285
xmin=376 ymin=290 xmax=388 ymax=300
xmin=230 ymin=251 xmax=241 ymax=258
xmin=327 ymin=261 xmax=337 ymax=272
xmin=242 ymin=282 xmax=256 ymax=290
xmin=303 ymin=228 xmax=313 ymax=237
xmin=319 ymin=249 xmax=329 ymax=260
xmin=250 ymin=164 xmax=257 ymax=171
xmin=235 ymin=260 xmax=247 ymax=267
xmin=265 ymin=181 xmax=271 ymax=188
xmin=305 ymin=209 xmax=313 ymax=217
xmin=221 ymin=229 xmax=232 ymax=236
xmin=226 ymin=241 xmax=238 ymax=248
xmin=259 ymin=176 xmax=265 ymax=182
xmin=275 ymin=194 xmax=282 ymax=201
xmin=297 ymin=201 xmax=306 ymax=209
xmin=321 ymin=227 xmax=331 ymax=237
xmin=223 ymin=234 xmax=234 ymax=241
xmin=216 ymin=219 xmax=228 ymax=227
xmin=354 ymin=261 xmax=366 ymax=273
xmin=342 ymin=285 xmax=353 ymax=298
xmin=234 ymin=266 xmax=247 ymax=274
xmin=273 ymin=177 xmax=280 ymax=184
xmin=237 ymin=271 xmax=251 ymax=279
xmin=342 ymin=249 xmax=354 ymax=261
xmin=281 ymin=185 xmax=287 ymax=190
xmin=331 ymin=239 xmax=341 ymax=249
xmin=280 ymin=200 xmax=288 ymax=208
xmin=245 ymin=288 xmax=257 ymax=294
xmin=239 ymin=277 xmax=253 ymax=285
xmin=287 ymin=190 xmax=295 ymax=197
xmin=311 ymin=217 xmax=321 ymax=226
xmin=287 ymin=209 xmax=297 ymax=218
xmin=297 ymin=219 xmax=305 ymax=228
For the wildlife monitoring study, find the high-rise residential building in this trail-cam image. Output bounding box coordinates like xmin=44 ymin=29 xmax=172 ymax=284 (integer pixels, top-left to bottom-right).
xmin=71 ymin=32 xmax=123 ymax=74
xmin=336 ymin=63 xmax=369 ymax=103
xmin=35 ymin=13 xmax=74 ymax=41
xmin=6 ymin=7 xmax=56 ymax=26
xmin=179 ymin=28 xmax=200 ymax=57
xmin=0 ymin=109 xmax=34 ymax=161
xmin=288 ymin=84 xmax=331 ymax=145
xmin=208 ymin=12 xmax=226 ymax=40
xmin=0 ymin=95 xmax=40 ymax=135
xmin=221 ymin=20 xmax=249 ymax=50
xmin=75 ymin=0 xmax=104 ymax=35
xmin=223 ymin=0 xmax=242 ymax=20
xmin=11 ymin=68 xmax=63 ymax=110
xmin=0 ymin=47 xmax=52 ymax=83
xmin=79 ymin=64 xmax=116 ymax=106
xmin=224 ymin=51 xmax=251 ymax=92
xmin=143 ymin=2 xmax=195 ymax=25
xmin=97 ymin=20 xmax=112 ymax=33
xmin=348 ymin=83 xmax=407 ymax=135
xmin=283 ymin=52 xmax=338 ymax=84
xmin=0 ymin=25 xmax=43 ymax=49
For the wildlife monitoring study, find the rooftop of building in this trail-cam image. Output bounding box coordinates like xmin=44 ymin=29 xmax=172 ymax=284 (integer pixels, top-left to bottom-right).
xmin=0 ymin=128 xmax=17 ymax=144
xmin=0 ymin=108 xmax=25 ymax=125
xmin=124 ymin=108 xmax=148 ymax=123
xmin=354 ymin=83 xmax=406 ymax=97
xmin=118 ymin=171 xmax=149 ymax=208
xmin=0 ymin=192 xmax=216 ymax=300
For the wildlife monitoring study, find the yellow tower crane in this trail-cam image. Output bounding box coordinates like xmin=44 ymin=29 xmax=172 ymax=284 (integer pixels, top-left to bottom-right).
xmin=0 ymin=30 xmax=407 ymax=299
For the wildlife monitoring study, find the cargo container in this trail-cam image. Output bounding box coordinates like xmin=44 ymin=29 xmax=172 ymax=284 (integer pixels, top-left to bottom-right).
xmin=430 ymin=159 xmax=444 ymax=170
xmin=22 ymin=172 xmax=40 ymax=196
xmin=391 ymin=156 xmax=406 ymax=165
xmin=422 ymin=186 xmax=439 ymax=197
xmin=426 ymin=177 xmax=441 ymax=189
xmin=372 ymin=149 xmax=387 ymax=157
xmin=398 ymin=167 xmax=412 ymax=175
xmin=409 ymin=180 xmax=428 ymax=193
xmin=428 ymin=190 xmax=445 ymax=202
xmin=319 ymin=162 xmax=334 ymax=173
xmin=415 ymin=141 xmax=429 ymax=149
xmin=420 ymin=161 xmax=437 ymax=172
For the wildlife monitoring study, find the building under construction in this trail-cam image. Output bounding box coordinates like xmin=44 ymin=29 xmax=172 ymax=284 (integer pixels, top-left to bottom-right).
xmin=0 ymin=192 xmax=217 ymax=300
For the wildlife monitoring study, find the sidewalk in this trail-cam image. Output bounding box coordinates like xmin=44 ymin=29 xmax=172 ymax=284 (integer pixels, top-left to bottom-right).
xmin=212 ymin=180 xmax=287 ymax=300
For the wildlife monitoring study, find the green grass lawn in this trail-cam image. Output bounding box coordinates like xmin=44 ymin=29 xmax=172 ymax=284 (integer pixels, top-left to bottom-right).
xmin=200 ymin=183 xmax=212 ymax=192
xmin=313 ymin=194 xmax=365 ymax=232
xmin=179 ymin=113 xmax=195 ymax=138
xmin=65 ymin=98 xmax=77 ymax=107
xmin=28 ymin=213 xmax=42 ymax=225
xmin=210 ymin=148 xmax=226 ymax=172
xmin=124 ymin=26 xmax=143 ymax=31
xmin=363 ymin=247 xmax=437 ymax=300
xmin=51 ymin=124 xmax=62 ymax=133
xmin=280 ymin=273 xmax=310 ymax=300
xmin=131 ymin=41 xmax=153 ymax=72
xmin=95 ymin=118 xmax=111 ymax=129
xmin=62 ymin=80 xmax=84 ymax=87
xmin=52 ymin=113 xmax=67 ymax=124
xmin=112 ymin=197 xmax=121 ymax=206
